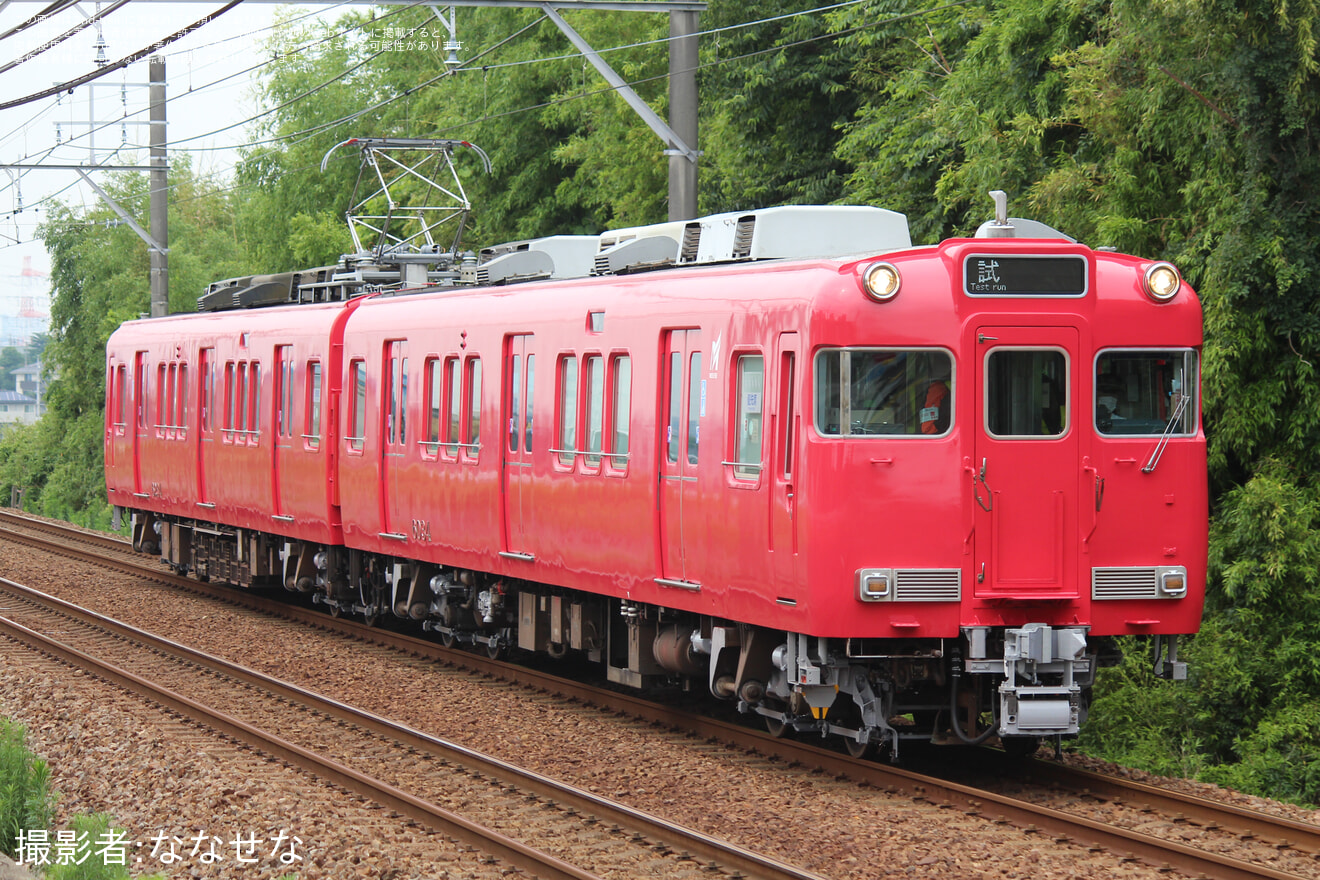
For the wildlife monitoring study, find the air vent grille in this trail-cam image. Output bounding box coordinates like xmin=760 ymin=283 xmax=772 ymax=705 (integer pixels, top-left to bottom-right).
xmin=1092 ymin=567 xmax=1159 ymax=600
xmin=731 ymin=216 xmax=756 ymax=259
xmin=894 ymin=569 xmax=961 ymax=602
xmin=680 ymin=223 xmax=702 ymax=263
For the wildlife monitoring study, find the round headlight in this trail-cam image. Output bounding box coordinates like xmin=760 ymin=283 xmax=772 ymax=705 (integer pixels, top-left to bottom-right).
xmin=863 ymin=262 xmax=901 ymax=302
xmin=1143 ymin=262 xmax=1181 ymax=302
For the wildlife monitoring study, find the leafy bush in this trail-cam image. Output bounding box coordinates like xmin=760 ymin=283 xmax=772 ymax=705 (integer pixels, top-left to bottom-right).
xmin=0 ymin=719 xmax=55 ymax=860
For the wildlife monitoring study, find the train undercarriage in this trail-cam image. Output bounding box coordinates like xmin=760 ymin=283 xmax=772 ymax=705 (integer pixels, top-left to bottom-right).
xmin=132 ymin=509 xmax=1124 ymax=759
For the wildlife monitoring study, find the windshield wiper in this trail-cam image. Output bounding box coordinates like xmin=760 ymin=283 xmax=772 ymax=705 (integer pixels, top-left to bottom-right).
xmin=1141 ymin=392 xmax=1190 ymax=473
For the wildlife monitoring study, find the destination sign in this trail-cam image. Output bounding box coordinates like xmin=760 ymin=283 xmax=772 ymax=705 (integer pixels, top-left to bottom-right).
xmin=963 ymin=255 xmax=1088 ymax=297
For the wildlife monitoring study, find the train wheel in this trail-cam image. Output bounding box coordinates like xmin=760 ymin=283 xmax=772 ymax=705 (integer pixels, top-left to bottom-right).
xmin=485 ymin=640 xmax=506 ymax=660
xmin=764 ymin=716 xmax=793 ymax=738
xmin=328 ymin=603 xmax=343 ymax=619
xmin=361 ymin=604 xmax=379 ymax=627
xmin=438 ymin=629 xmax=457 ymax=649
xmin=844 ymin=734 xmax=876 ymax=760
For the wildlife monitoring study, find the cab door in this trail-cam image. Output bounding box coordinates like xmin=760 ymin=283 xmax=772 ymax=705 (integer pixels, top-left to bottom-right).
xmin=972 ymin=327 xmax=1079 ymax=598
xmin=658 ymin=329 xmax=704 ymax=590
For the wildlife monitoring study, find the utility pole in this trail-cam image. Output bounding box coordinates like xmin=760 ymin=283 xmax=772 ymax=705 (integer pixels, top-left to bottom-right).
xmin=668 ymin=9 xmax=699 ymax=221
xmin=148 ymin=55 xmax=168 ymax=317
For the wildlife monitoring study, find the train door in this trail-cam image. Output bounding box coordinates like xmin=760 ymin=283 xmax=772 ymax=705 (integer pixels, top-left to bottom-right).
xmin=379 ymin=340 xmax=409 ymax=541
xmin=972 ymin=327 xmax=1079 ymax=598
xmin=769 ymin=332 xmax=802 ymax=595
xmin=133 ymin=351 xmax=148 ymax=496
xmin=501 ymin=334 xmax=535 ymax=560
xmin=197 ymin=348 xmax=214 ymax=508
xmin=658 ymin=329 xmax=704 ymax=589
xmin=271 ymin=345 xmax=292 ymax=522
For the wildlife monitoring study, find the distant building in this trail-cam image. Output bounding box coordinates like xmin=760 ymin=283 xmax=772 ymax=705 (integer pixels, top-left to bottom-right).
xmin=12 ymin=361 xmax=49 ymax=402
xmin=0 ymin=389 xmax=38 ymax=429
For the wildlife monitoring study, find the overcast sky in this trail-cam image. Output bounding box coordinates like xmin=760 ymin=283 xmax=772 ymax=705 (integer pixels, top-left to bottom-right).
xmin=0 ymin=2 xmax=337 ymax=276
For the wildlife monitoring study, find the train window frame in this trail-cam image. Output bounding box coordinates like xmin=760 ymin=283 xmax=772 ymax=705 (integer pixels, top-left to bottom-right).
xmin=222 ymin=361 xmax=236 ymax=442
xmin=581 ymin=353 xmax=604 ymax=471
xmin=1094 ymin=348 xmax=1198 ymax=437
xmin=247 ymin=361 xmax=262 ymax=444
xmin=984 ymin=346 xmax=1070 ymax=440
xmin=463 ymin=356 xmax=482 ymax=464
xmin=604 ymin=353 xmax=631 ymax=477
xmin=726 ymin=352 xmax=765 ymax=485
xmin=113 ymin=364 xmax=128 ymax=432
xmin=555 ymin=353 xmax=579 ymax=469
xmin=200 ymin=350 xmax=214 ymax=436
xmin=812 ymin=347 xmax=955 ymax=438
xmin=304 ymin=359 xmax=322 ymax=451
xmin=420 ymin=356 xmax=441 ymax=460
xmin=443 ymin=355 xmax=461 ymax=459
xmin=177 ymin=363 xmax=188 ymax=439
xmin=156 ymin=363 xmax=167 ymax=437
xmin=348 ymin=359 xmax=367 ymax=453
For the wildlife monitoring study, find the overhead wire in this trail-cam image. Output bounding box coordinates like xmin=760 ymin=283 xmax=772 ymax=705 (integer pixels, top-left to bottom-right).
xmin=0 ymin=0 xmax=133 ymax=76
xmin=0 ymin=0 xmax=245 ymax=112
xmin=0 ymin=0 xmax=976 ymax=242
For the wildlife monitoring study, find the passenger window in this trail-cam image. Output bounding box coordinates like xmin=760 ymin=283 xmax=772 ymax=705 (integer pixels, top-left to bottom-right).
xmin=305 ymin=360 xmax=322 ymax=449
xmin=178 ymin=364 xmax=188 ymax=432
xmin=157 ymin=364 xmax=167 ymax=432
xmin=465 ymin=357 xmax=482 ymax=455
xmin=986 ymin=349 xmax=1067 ymax=437
xmin=424 ymin=357 xmax=441 ymax=449
xmin=584 ymin=355 xmax=604 ymax=467
xmin=223 ymin=362 xmax=235 ymax=435
xmin=610 ymin=355 xmax=631 ymax=464
xmin=814 ymin=349 xmax=953 ymax=437
xmin=733 ymin=355 xmax=764 ymax=479
xmin=349 ymin=360 xmax=366 ymax=452
xmin=524 ymin=354 xmax=535 ymax=453
xmin=666 ymin=352 xmax=682 ymax=464
xmin=558 ymin=355 xmax=579 ymax=466
xmin=687 ymin=353 xmax=702 ymax=465
xmin=248 ymin=362 xmax=261 ymax=438
xmin=115 ymin=366 xmax=128 ymax=429
xmin=446 ymin=356 xmax=461 ymax=455
xmin=1096 ymin=350 xmax=1196 ymax=436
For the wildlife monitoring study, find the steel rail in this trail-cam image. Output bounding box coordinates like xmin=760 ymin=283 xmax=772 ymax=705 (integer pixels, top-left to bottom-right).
xmin=1015 ymin=758 xmax=1320 ymax=855
xmin=0 ymin=612 xmax=601 ymax=880
xmin=3 ymin=512 xmax=1316 ymax=879
xmin=0 ymin=575 xmax=827 ymax=880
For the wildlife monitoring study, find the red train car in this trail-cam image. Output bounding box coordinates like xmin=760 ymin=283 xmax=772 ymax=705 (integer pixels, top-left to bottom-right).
xmin=107 ymin=200 xmax=1206 ymax=756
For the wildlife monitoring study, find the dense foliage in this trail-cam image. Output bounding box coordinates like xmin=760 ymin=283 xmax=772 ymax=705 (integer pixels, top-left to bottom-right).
xmin=7 ymin=0 xmax=1319 ymax=803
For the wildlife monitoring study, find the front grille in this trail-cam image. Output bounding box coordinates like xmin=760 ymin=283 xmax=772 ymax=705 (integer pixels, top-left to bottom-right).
xmin=1092 ymin=567 xmax=1159 ymax=600
xmin=894 ymin=569 xmax=961 ymax=602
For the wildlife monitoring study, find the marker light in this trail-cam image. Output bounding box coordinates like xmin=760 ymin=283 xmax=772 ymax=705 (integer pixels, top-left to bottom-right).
xmin=863 ymin=262 xmax=901 ymax=302
xmin=1143 ymin=262 xmax=1181 ymax=302
xmin=857 ymin=568 xmax=892 ymax=602
xmin=1159 ymin=568 xmax=1188 ymax=598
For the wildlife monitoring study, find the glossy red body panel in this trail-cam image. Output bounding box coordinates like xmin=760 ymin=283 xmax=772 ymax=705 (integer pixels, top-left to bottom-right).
xmin=105 ymin=236 xmax=1207 ymax=639
xmin=106 ymin=302 xmax=356 ymax=546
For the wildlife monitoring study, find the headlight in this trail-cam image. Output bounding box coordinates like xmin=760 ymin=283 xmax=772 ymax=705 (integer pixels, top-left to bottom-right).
xmin=857 ymin=568 xmax=892 ymax=602
xmin=863 ymin=262 xmax=901 ymax=302
xmin=1143 ymin=262 xmax=1181 ymax=302
xmin=1159 ymin=567 xmax=1187 ymax=597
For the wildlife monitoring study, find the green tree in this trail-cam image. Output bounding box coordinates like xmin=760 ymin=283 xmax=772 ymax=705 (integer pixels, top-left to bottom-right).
xmin=0 ymin=347 xmax=22 ymax=393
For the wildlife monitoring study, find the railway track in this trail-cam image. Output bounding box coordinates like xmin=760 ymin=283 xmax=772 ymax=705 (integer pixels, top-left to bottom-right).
xmin=3 ymin=510 xmax=1319 ymax=880
xmin=0 ymin=572 xmax=826 ymax=880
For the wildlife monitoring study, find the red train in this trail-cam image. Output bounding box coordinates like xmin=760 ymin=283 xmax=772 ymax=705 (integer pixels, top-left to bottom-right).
xmin=105 ymin=196 xmax=1206 ymax=757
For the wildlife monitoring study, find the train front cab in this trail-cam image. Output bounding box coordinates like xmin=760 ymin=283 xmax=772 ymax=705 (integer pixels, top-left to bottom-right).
xmin=757 ymin=237 xmax=1206 ymax=756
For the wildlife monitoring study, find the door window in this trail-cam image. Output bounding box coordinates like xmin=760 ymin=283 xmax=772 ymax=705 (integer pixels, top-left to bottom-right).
xmin=985 ymin=349 xmax=1068 ymax=438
